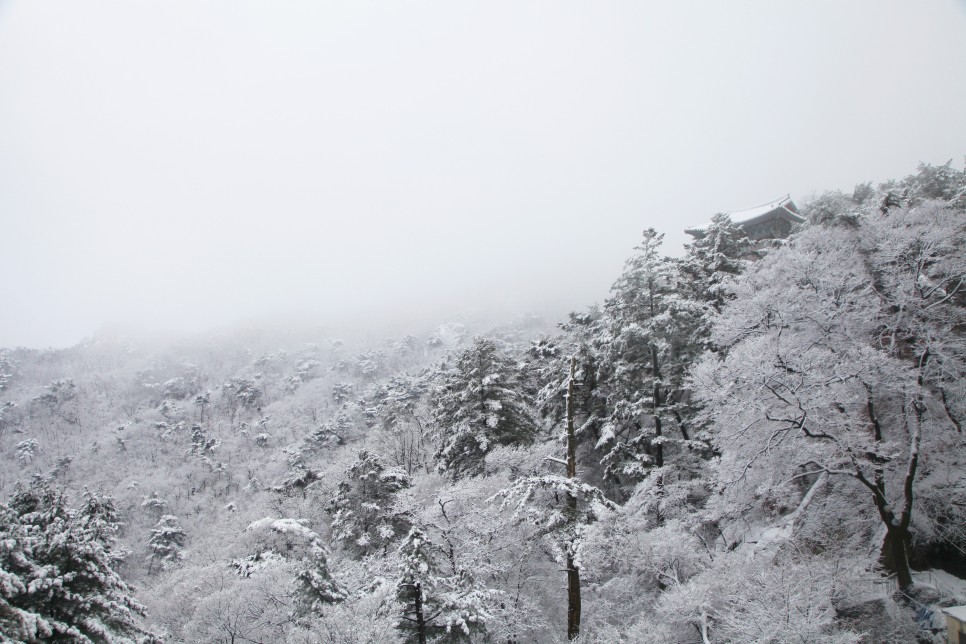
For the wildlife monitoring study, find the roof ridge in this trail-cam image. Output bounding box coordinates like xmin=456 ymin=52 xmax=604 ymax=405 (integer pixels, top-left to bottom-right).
xmin=725 ymin=194 xmax=791 ymax=215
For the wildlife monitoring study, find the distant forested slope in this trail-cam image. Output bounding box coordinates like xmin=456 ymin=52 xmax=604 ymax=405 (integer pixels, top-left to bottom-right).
xmin=1 ymin=160 xmax=964 ymax=643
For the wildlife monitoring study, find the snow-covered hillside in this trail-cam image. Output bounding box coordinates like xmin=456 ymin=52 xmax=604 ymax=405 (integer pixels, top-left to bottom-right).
xmin=1 ymin=161 xmax=964 ymax=643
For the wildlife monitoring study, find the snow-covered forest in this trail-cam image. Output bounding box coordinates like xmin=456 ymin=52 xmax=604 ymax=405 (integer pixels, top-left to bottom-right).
xmin=1 ymin=161 xmax=964 ymax=643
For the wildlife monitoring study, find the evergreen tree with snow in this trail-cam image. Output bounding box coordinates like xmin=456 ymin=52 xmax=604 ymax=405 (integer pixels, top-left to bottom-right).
xmin=432 ymin=338 xmax=536 ymax=478
xmin=0 ymin=480 xmax=158 ymax=642
xmin=294 ymin=538 xmax=344 ymax=614
xmin=396 ymin=525 xmax=493 ymax=644
xmin=594 ymin=229 xmax=694 ymax=485
xmin=235 ymin=516 xmax=345 ymax=615
xmin=146 ymin=514 xmax=186 ymax=574
xmin=328 ymin=449 xmax=412 ymax=557
xmin=678 ymin=213 xmax=756 ymax=315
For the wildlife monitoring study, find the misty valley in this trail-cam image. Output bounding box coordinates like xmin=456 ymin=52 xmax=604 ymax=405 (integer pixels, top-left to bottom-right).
xmin=1 ymin=162 xmax=965 ymax=643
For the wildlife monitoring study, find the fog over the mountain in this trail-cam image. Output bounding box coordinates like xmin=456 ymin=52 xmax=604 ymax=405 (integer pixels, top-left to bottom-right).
xmin=1 ymin=1 xmax=965 ymax=348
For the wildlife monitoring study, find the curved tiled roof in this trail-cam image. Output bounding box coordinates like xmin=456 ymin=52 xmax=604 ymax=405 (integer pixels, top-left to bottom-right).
xmin=686 ymin=195 xmax=804 ymax=236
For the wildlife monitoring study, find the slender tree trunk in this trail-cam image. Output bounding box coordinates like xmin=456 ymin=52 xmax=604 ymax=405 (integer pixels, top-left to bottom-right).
xmin=413 ymin=582 xmax=428 ymax=644
xmin=672 ymin=408 xmax=690 ymax=441
xmin=565 ymin=356 xmax=581 ymax=641
xmin=940 ymin=387 xmax=963 ymax=433
xmin=700 ymin=610 xmax=712 ymax=644
xmin=889 ymin=355 xmax=927 ymax=593
xmin=650 ymin=346 xmax=664 ymax=467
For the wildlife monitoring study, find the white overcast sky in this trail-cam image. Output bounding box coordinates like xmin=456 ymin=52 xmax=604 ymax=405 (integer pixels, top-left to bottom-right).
xmin=1 ymin=1 xmax=965 ymax=348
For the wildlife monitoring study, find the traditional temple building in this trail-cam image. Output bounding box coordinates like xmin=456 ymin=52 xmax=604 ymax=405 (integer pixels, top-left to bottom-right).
xmin=686 ymin=194 xmax=804 ymax=241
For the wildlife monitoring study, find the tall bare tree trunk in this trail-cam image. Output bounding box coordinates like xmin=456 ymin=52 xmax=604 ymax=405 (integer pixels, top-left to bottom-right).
xmin=565 ymin=356 xmax=581 ymax=641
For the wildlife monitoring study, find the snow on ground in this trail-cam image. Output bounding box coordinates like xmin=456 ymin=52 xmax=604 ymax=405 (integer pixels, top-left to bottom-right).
xmin=916 ymin=568 xmax=966 ymax=602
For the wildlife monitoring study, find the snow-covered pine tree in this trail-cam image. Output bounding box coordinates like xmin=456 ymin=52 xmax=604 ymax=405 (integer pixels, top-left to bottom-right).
xmin=886 ymin=158 xmax=966 ymax=210
xmin=0 ymin=480 xmax=158 ymax=642
xmin=531 ymin=308 xmax=611 ymax=462
xmin=549 ymin=224 xmax=735 ymax=492
xmin=295 ymin=539 xmax=344 ymax=614
xmin=595 ymin=229 xmax=691 ymax=486
xmin=678 ymin=213 xmax=758 ymax=314
xmin=494 ymin=358 xmax=616 ymax=641
xmin=234 ymin=516 xmax=345 ymax=615
xmin=146 ymin=514 xmax=186 ymax=574
xmin=328 ymin=449 xmax=412 ymax=557
xmin=493 ymin=472 xmax=616 ymax=637
xmin=432 ymin=338 xmax=536 ymax=478
xmin=396 ymin=525 xmax=493 ymax=644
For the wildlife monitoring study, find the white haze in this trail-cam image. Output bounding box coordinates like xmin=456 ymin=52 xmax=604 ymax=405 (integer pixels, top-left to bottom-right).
xmin=1 ymin=1 xmax=965 ymax=348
